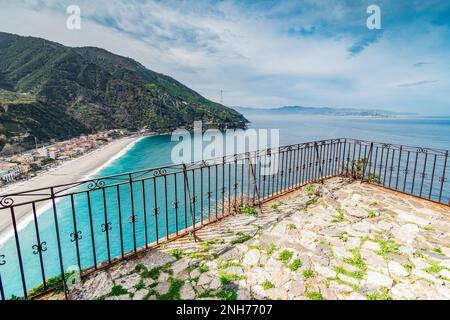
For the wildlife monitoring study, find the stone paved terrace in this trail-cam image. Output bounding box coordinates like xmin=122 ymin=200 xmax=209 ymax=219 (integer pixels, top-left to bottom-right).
xmin=43 ymin=177 xmax=450 ymax=300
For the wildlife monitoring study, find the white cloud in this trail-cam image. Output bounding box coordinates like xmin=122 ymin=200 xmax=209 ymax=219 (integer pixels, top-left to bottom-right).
xmin=0 ymin=0 xmax=449 ymax=115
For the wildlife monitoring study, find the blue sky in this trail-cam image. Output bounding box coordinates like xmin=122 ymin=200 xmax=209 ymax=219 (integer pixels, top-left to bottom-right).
xmin=0 ymin=0 xmax=449 ymax=115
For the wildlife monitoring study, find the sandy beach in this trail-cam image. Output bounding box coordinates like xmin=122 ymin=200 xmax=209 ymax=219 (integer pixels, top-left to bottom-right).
xmin=0 ymin=136 xmax=141 ymax=241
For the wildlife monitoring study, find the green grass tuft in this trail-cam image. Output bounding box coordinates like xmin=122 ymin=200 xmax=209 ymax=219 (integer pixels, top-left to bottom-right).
xmin=231 ymin=233 xmax=251 ymax=244
xmin=306 ymin=291 xmax=324 ymax=300
xmin=157 ymin=279 xmax=184 ymax=300
xmin=303 ymin=269 xmax=315 ymax=279
xmin=239 ymin=205 xmax=258 ymax=216
xmin=289 ymin=259 xmax=302 ymax=271
xmin=142 ymin=267 xmax=161 ymax=280
xmin=278 ymin=250 xmax=293 ymax=263
xmin=262 ymin=281 xmax=275 ymax=290
xmin=109 ymin=285 xmax=128 ymax=297
xmin=170 ymin=249 xmax=183 ymax=260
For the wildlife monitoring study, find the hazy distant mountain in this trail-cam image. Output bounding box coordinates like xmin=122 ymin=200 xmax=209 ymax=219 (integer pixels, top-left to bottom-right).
xmin=234 ymin=106 xmax=411 ymax=117
xmin=0 ymin=32 xmax=248 ymax=154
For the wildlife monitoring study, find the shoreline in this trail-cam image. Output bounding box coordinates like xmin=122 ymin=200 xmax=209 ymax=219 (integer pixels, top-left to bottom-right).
xmin=0 ymin=135 xmax=144 ymax=244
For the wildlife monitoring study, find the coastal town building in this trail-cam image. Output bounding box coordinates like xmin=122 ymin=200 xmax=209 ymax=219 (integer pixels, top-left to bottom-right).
xmin=0 ymin=129 xmax=130 ymax=187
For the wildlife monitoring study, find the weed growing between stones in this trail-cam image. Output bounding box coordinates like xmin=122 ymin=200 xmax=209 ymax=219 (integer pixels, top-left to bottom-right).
xmin=170 ymin=249 xmax=183 ymax=259
xmin=201 ymin=239 xmax=225 ymax=252
xmin=262 ymin=281 xmax=275 ymax=290
xmin=109 ymin=285 xmax=128 ymax=297
xmin=266 ymin=243 xmax=277 ymax=255
xmin=320 ymin=198 xmax=329 ymax=209
xmin=377 ymin=239 xmax=400 ymax=259
xmin=231 ymin=233 xmax=251 ymax=244
xmin=142 ymin=267 xmax=161 ymax=280
xmin=199 ymin=265 xmax=210 ymax=273
xmin=216 ymin=289 xmax=238 ymax=300
xmin=305 ymin=186 xmax=315 ymax=196
xmin=332 ymin=208 xmax=346 ymax=223
xmin=306 ymin=291 xmax=324 ymax=300
xmin=134 ymin=279 xmax=145 ymax=291
xmin=278 ymin=250 xmax=293 ymax=264
xmin=367 ymin=210 xmax=377 ymax=218
xmin=343 ymin=248 xmax=367 ymax=271
xmin=157 ymin=279 xmax=184 ymax=300
xmin=333 ymin=266 xmax=365 ymax=279
xmin=366 ymin=287 xmax=392 ymax=300
xmin=303 ymin=269 xmax=315 ymax=279
xmin=239 ymin=205 xmax=258 ymax=217
xmin=219 ymin=272 xmax=246 ymax=285
xmin=289 ymin=259 xmax=302 ymax=271
xmin=271 ymin=201 xmax=285 ymax=210
xmin=219 ymin=260 xmax=243 ymax=269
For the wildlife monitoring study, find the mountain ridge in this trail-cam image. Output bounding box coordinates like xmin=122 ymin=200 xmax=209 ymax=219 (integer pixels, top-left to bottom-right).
xmin=0 ymin=32 xmax=248 ymax=154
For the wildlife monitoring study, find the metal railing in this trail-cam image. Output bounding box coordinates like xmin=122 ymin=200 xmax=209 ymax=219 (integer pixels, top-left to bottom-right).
xmin=0 ymin=138 xmax=448 ymax=300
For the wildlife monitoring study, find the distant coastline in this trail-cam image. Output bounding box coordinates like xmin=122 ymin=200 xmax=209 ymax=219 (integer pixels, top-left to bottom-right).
xmin=234 ymin=105 xmax=416 ymax=118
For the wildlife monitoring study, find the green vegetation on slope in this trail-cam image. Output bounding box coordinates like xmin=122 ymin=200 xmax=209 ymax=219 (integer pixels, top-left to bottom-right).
xmin=0 ymin=32 xmax=248 ymax=153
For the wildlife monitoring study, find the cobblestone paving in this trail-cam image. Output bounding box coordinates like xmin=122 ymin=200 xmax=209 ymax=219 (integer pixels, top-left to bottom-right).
xmin=47 ymin=177 xmax=450 ymax=300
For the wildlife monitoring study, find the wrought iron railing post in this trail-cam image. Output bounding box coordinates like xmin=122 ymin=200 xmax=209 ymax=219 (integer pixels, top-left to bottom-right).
xmin=0 ymin=273 xmax=4 ymax=300
xmin=439 ymin=150 xmax=448 ymax=203
xmin=248 ymin=153 xmax=262 ymax=214
xmin=182 ymin=164 xmax=197 ymax=242
xmin=50 ymin=187 xmax=68 ymax=300
xmin=314 ymin=142 xmax=324 ymax=184
xmin=361 ymin=142 xmax=373 ymax=183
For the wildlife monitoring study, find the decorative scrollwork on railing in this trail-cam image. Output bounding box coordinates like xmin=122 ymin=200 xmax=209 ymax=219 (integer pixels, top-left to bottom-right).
xmin=191 ymin=196 xmax=197 ymax=204
xmin=439 ymin=176 xmax=447 ymax=183
xmin=200 ymin=160 xmax=209 ymax=168
xmin=129 ymin=214 xmax=138 ymax=223
xmin=173 ymin=201 xmax=179 ymax=209
xmin=416 ymin=147 xmax=428 ymax=154
xmin=87 ymin=179 xmax=106 ymax=190
xmin=206 ymin=192 xmax=211 ymax=199
xmin=286 ymin=146 xmax=293 ymax=151
xmin=70 ymin=231 xmax=82 ymax=242
xmin=101 ymin=222 xmax=112 ymax=232
xmin=32 ymin=242 xmax=47 ymax=255
xmin=0 ymin=254 xmax=5 ymax=265
xmin=0 ymin=196 xmax=14 ymax=209
xmin=221 ymin=187 xmax=226 ymax=194
xmin=152 ymin=168 xmax=167 ymax=177
xmin=382 ymin=144 xmax=391 ymax=149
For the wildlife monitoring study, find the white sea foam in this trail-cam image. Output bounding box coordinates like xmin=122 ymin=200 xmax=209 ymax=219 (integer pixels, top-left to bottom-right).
xmin=0 ymin=136 xmax=147 ymax=246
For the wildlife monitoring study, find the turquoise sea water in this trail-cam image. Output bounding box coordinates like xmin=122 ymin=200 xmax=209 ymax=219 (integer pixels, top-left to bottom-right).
xmin=0 ymin=115 xmax=449 ymax=298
